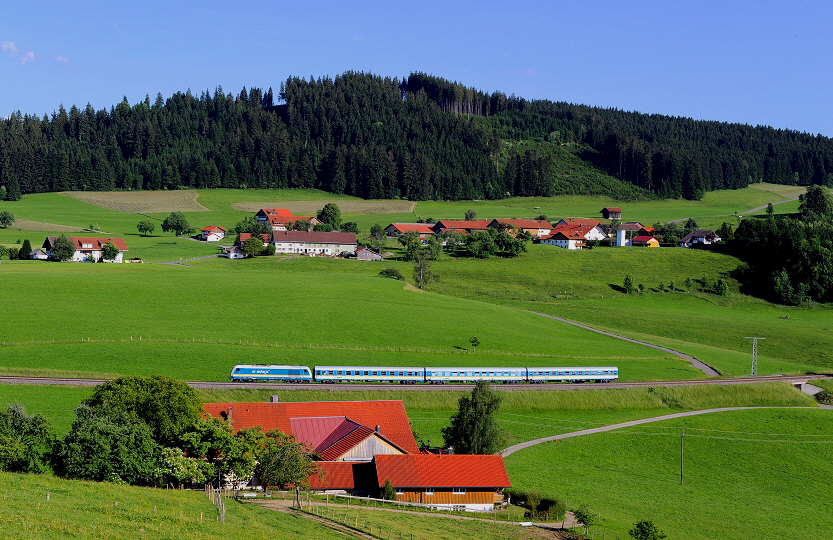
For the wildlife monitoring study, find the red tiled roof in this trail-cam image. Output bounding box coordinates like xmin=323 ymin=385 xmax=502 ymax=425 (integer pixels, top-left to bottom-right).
xmin=316 ymin=422 xmax=376 ymax=461
xmin=548 ymin=223 xmax=598 ymax=240
xmin=238 ymin=233 xmax=271 ymax=243
xmin=308 ymin=461 xmax=357 ymax=490
xmin=49 ymin=236 xmax=129 ymax=251
xmin=618 ymin=222 xmax=644 ymax=231
xmin=201 ymin=225 xmax=226 ymax=233
xmin=602 ymin=207 xmax=622 ymax=212
xmin=290 ymin=416 xmax=348 ymax=449
xmin=202 ymin=401 xmax=419 ymax=454
xmin=489 ymin=218 xmax=552 ymax=229
xmin=632 ymin=235 xmax=658 ymax=243
xmin=260 ymin=208 xmax=295 ymax=217
xmin=558 ymin=218 xmax=601 ymax=228
xmin=374 ymin=454 xmax=510 ymax=488
xmin=271 ymin=231 xmax=357 ymax=244
xmin=385 ymin=223 xmax=436 ymax=235
xmin=432 ymin=220 xmax=490 ymax=230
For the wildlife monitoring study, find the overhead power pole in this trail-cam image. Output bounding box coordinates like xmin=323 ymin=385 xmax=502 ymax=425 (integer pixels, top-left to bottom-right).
xmin=744 ymin=336 xmax=765 ymax=376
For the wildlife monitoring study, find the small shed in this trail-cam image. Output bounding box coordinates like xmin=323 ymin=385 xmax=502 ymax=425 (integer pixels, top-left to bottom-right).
xmin=29 ymin=248 xmax=49 ymax=260
xmin=600 ymin=207 xmax=622 ymax=220
xmin=632 ymin=235 xmax=660 ymax=248
xmin=356 ymin=247 xmax=382 ymax=261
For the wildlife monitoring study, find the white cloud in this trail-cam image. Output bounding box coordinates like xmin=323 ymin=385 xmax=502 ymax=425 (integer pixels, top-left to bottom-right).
xmin=20 ymin=51 xmax=35 ymax=65
xmin=2 ymin=41 xmax=18 ymax=56
xmin=54 ymin=55 xmax=70 ymax=64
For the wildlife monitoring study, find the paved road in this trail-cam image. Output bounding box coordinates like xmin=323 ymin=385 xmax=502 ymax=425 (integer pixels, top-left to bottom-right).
xmin=529 ymin=312 xmax=720 ymax=376
xmin=501 ymin=406 xmax=824 ymax=457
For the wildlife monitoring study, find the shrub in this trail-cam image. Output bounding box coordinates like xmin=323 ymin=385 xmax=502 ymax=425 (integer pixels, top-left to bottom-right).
xmin=816 ymin=390 xmax=833 ymax=405
xmin=379 ymin=267 xmax=404 ymax=280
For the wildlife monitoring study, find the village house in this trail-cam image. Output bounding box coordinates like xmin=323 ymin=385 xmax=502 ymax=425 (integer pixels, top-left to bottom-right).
xmin=384 ymin=223 xmax=436 ymax=239
xmin=42 ymin=236 xmax=129 ymax=262
xmin=271 ymin=231 xmax=358 ymax=256
xmin=200 ymin=225 xmax=226 ymax=242
xmin=631 ymin=235 xmax=660 ymax=248
xmin=487 ymin=218 xmax=552 ymax=238
xmin=680 ymin=230 xmax=721 ymax=247
xmin=541 ymin=219 xmax=607 ymax=249
xmin=255 ymin=208 xmax=320 ymax=231
xmin=203 ymin=399 xmax=510 ymax=511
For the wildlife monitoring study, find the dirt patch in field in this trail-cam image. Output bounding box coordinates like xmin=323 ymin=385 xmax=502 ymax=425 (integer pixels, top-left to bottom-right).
xmin=232 ymin=200 xmax=416 ymax=214
xmin=8 ymin=220 xmax=85 ymax=232
xmin=61 ymin=190 xmax=209 ymax=213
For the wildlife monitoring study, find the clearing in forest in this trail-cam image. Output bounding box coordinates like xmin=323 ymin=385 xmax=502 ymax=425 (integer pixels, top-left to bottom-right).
xmin=232 ymin=200 xmax=416 ymax=214
xmin=60 ymin=190 xmax=209 ymax=213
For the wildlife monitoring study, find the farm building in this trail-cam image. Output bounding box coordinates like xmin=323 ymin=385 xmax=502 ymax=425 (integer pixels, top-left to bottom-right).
xmin=237 ymin=233 xmax=272 ymax=247
xmin=355 ymin=247 xmax=382 ymax=261
xmin=431 ymin=220 xmax=490 ymax=234
xmin=631 ymin=235 xmax=660 ymax=248
xmin=42 ymin=236 xmax=129 ymax=262
xmin=540 ymin=220 xmax=606 ymax=249
xmin=255 ymin=208 xmax=319 ymax=231
xmin=487 ymin=218 xmax=552 ymax=237
xmin=203 ymin=399 xmax=510 ymax=511
xmin=271 ymin=231 xmax=358 ymax=256
xmin=384 ymin=223 xmax=436 ymax=239
xmin=600 ymin=207 xmax=622 ymax=220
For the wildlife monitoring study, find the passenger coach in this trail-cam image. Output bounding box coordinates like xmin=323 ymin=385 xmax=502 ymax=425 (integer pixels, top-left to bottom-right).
xmin=526 ymin=366 xmax=618 ymax=383
xmin=314 ymin=366 xmax=424 ymax=384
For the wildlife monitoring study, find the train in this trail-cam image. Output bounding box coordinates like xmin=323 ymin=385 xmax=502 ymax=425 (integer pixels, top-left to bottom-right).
xmin=230 ymin=364 xmax=619 ymax=384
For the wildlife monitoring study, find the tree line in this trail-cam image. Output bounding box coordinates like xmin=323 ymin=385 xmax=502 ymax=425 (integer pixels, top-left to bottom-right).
xmin=2 ymin=71 xmax=833 ymax=203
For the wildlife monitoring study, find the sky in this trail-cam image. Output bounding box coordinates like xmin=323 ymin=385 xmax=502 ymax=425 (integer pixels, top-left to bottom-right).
xmin=3 ymin=1 xmax=833 ymax=135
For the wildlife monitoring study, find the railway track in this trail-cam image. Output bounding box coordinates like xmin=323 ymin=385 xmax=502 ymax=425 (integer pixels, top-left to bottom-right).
xmin=0 ymin=374 xmax=828 ymax=391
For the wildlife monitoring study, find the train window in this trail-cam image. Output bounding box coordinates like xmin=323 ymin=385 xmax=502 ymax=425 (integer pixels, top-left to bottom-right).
xmin=234 ymin=368 xmax=240 ymax=372
xmin=372 ymin=371 xmax=378 ymax=376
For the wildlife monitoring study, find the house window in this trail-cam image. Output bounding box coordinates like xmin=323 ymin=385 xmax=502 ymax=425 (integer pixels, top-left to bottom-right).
xmin=395 ymin=488 xmax=404 ymax=494
xmin=424 ymin=488 xmax=434 ymax=495
xmin=453 ymin=488 xmax=466 ymax=495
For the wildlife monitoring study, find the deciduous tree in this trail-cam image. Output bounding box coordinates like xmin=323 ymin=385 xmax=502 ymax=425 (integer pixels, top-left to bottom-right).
xmin=413 ymin=249 xmax=438 ymax=289
xmin=242 ymin=234 xmax=267 ymax=257
xmin=629 ymin=520 xmax=667 ymax=540
xmin=441 ymin=380 xmax=506 ymax=454
xmin=101 ymin=241 xmax=119 ymax=261
xmin=0 ymin=211 xmax=14 ymax=228
xmin=52 ymin=234 xmax=75 ymax=261
xmin=0 ymin=404 xmax=56 ymax=473
xmin=161 ymin=211 xmax=191 ymax=236
xmin=316 ymin=203 xmax=342 ymax=229
xmin=137 ymin=220 xmax=156 ymax=236
xmin=257 ymin=430 xmax=319 ymax=506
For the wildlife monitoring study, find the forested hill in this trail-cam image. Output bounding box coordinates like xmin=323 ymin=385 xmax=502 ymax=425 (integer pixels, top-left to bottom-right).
xmin=1 ymin=71 xmax=832 ymax=202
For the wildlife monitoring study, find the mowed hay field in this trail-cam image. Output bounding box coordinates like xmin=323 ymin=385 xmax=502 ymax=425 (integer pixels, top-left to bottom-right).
xmin=506 ymin=407 xmax=833 ymax=540
xmin=61 ymin=190 xmax=210 ymax=213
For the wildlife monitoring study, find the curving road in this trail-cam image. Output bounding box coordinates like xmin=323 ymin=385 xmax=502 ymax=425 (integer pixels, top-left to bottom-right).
xmin=501 ymin=405 xmax=827 ymax=457
xmin=529 ymin=311 xmax=720 ymax=376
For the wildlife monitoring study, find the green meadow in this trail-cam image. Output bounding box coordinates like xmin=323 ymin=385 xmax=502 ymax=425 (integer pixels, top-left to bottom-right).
xmin=0 ymin=471 xmax=345 ymax=539
xmin=506 ymin=407 xmax=833 ymax=540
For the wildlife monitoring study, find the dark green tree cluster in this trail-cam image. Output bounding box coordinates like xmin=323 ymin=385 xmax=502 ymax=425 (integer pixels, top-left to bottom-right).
xmin=3 ymin=71 xmax=833 ymax=203
xmin=732 ymin=191 xmax=833 ymax=304
xmin=47 ymin=375 xmax=316 ymax=490
xmin=0 ymin=404 xmax=55 ymax=473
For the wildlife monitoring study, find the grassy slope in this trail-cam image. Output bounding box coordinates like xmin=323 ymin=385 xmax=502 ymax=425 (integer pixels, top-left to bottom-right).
xmin=0 ymin=471 xmax=344 ymax=539
xmin=506 ymin=408 xmax=833 ymax=540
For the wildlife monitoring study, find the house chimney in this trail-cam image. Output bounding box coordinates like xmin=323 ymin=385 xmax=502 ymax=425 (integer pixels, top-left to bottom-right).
xmin=270 ymin=395 xmax=280 ymax=403
xmin=227 ymin=407 xmax=233 ymax=422
xmin=375 ymin=425 xmax=381 ymax=433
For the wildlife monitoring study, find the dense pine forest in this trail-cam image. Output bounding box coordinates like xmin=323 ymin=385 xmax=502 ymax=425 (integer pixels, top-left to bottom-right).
xmin=2 ymin=71 xmax=833 ymax=202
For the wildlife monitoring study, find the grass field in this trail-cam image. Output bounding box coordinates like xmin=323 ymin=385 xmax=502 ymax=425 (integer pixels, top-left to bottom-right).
xmin=505 ymin=407 xmax=833 ymax=540
xmin=0 ymin=472 xmax=344 ymax=539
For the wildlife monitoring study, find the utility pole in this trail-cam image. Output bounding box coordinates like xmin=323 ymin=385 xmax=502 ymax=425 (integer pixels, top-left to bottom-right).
xmin=680 ymin=427 xmax=685 ymax=485
xmin=744 ymin=337 xmax=765 ymax=376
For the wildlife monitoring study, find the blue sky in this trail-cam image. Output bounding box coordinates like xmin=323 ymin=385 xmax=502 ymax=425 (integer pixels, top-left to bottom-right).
xmin=3 ymin=1 xmax=833 ymax=135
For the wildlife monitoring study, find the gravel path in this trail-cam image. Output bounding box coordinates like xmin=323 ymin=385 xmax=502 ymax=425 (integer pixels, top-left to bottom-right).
xmin=529 ymin=312 xmax=720 ymax=376
xmin=501 ymin=406 xmax=823 ymax=457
